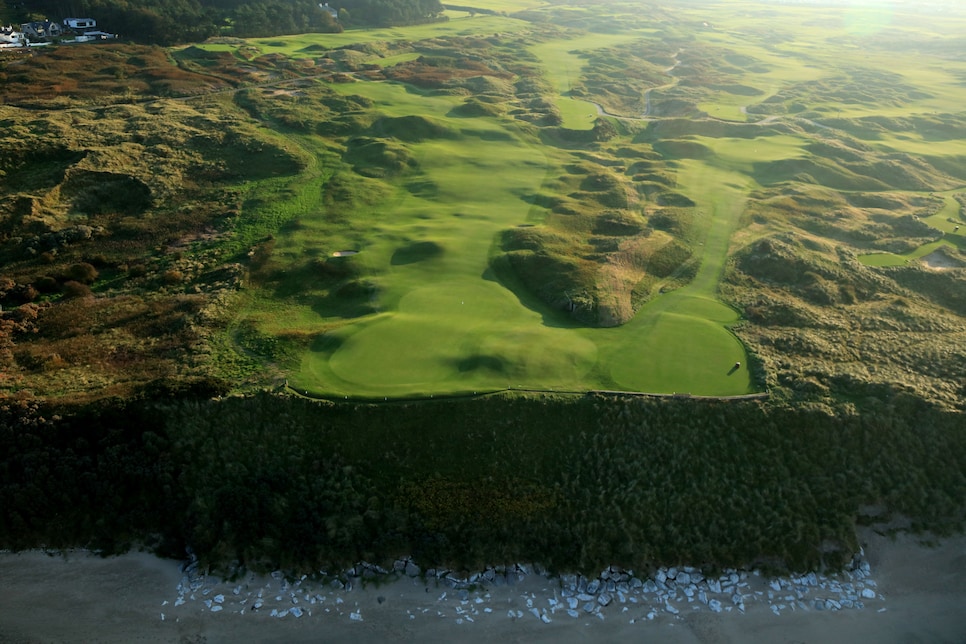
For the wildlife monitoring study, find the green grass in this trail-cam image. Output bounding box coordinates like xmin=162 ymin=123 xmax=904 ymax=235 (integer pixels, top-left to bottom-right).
xmin=277 ymin=90 xmax=772 ymax=397
xmin=241 ymin=74 xmax=763 ymax=398
xmin=698 ymin=100 xmax=749 ymax=123
xmin=555 ymin=97 xmax=599 ymax=130
xmin=600 ymin=295 xmax=746 ymax=395
xmin=367 ymin=52 xmax=421 ymax=68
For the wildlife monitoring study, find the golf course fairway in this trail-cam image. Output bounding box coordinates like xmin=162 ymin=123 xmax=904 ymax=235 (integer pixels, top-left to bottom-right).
xmin=288 ymin=83 xmax=763 ymax=397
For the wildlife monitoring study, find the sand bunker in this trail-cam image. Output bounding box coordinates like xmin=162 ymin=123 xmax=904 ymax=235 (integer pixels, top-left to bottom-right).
xmin=921 ymin=249 xmax=963 ymax=270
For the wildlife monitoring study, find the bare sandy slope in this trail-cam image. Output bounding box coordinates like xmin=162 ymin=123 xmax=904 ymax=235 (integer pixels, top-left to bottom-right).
xmin=1 ymin=530 xmax=964 ymax=644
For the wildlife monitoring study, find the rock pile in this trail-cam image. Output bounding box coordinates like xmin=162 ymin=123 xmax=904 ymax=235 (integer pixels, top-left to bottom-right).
xmin=167 ymin=550 xmax=882 ymax=626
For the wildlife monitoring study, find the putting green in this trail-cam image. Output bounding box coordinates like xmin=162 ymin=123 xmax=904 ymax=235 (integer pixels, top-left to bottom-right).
xmin=322 ymin=280 xmax=599 ymax=395
xmin=605 ymin=295 xmax=745 ymax=395
xmin=857 ymin=235 xmax=964 ymax=268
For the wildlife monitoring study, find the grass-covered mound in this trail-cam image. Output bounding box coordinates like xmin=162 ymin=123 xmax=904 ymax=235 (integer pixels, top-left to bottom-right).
xmin=343 ymin=136 xmax=418 ymax=177
xmin=368 ymin=115 xmax=459 ymax=142
xmin=723 ymin=234 xmax=966 ymax=407
xmin=482 ymin=122 xmax=722 ymax=329
xmin=0 ymin=44 xmax=231 ymax=106
xmin=234 ymin=84 xmax=376 ymax=134
xmin=0 ymin=61 xmax=310 ymax=400
xmin=494 ymin=151 xmax=696 ymax=328
xmin=754 ymin=150 xmax=957 ymax=193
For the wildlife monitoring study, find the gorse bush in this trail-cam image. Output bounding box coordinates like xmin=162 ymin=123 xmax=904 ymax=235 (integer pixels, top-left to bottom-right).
xmin=65 ymin=263 xmax=98 ymax=285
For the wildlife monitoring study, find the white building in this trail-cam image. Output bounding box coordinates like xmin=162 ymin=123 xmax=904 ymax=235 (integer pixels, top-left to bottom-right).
xmin=0 ymin=26 xmax=25 ymax=47
xmin=64 ymin=18 xmax=97 ymax=31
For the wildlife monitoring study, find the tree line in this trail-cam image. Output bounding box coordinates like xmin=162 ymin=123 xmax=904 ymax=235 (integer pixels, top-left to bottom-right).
xmin=9 ymin=0 xmax=444 ymax=44
xmin=2 ymin=389 xmax=963 ymax=576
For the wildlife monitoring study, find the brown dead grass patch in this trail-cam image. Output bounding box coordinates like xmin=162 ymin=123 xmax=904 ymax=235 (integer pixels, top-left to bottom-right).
xmin=0 ymin=44 xmax=230 ymax=106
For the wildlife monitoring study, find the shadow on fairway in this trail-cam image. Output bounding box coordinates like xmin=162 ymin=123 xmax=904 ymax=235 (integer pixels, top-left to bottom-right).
xmin=310 ymin=279 xmax=380 ymax=320
xmin=391 ymin=240 xmax=444 ymax=265
xmin=454 ymin=354 xmax=506 ymax=374
xmin=481 ymin=265 xmax=584 ymax=330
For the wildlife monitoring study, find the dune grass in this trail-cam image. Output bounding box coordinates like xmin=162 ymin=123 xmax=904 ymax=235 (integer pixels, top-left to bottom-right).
xmin=872 ymin=134 xmax=966 ymax=159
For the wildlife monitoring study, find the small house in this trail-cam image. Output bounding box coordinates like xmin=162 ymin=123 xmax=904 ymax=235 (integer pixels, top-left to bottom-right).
xmin=63 ymin=18 xmax=97 ymax=32
xmin=20 ymin=21 xmax=63 ymax=40
xmin=0 ymin=26 xmax=25 ymax=46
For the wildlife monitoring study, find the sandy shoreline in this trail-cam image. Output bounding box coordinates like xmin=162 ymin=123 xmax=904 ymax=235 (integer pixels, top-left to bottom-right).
xmin=1 ymin=530 xmax=964 ymax=643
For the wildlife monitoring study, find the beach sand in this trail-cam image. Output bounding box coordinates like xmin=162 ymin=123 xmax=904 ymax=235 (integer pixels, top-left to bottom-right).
xmin=1 ymin=530 xmax=964 ymax=643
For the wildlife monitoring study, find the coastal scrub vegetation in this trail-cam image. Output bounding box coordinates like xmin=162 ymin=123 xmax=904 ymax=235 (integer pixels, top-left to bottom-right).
xmin=2 ymin=393 xmax=964 ymax=575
